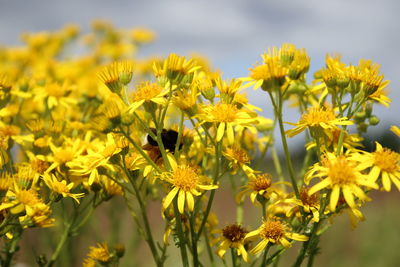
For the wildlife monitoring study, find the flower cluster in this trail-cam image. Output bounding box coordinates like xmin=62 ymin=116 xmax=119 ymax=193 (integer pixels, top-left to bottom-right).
xmin=0 ymin=23 xmax=398 ymax=267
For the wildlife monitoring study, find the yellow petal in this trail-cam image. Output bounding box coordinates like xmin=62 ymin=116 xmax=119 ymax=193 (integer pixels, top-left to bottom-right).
xmin=309 ymin=178 xmax=331 ymax=195
xmin=250 ymin=240 xmax=268 ymax=255
xmin=216 ymin=122 xmax=225 ymax=142
xmin=226 ymin=123 xmax=234 ymax=145
xmin=382 ymin=172 xmax=391 ymax=191
xmin=342 ymin=186 xmax=356 ymax=209
xmin=163 ymin=187 xmax=179 ymax=210
xmin=186 ymin=191 xmax=194 ymax=212
xmin=330 ymin=185 xmax=340 ymax=211
xmin=178 ymin=189 xmax=185 ymax=214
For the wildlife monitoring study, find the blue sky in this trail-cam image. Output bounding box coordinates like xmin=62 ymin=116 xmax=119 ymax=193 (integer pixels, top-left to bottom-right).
xmin=1 ymin=0 xmax=399 ymax=143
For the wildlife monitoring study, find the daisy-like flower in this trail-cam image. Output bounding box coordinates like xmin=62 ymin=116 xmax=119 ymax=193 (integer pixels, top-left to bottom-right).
xmin=0 ymin=184 xmax=42 ymax=215
xmin=86 ymin=242 xmax=111 ymax=263
xmin=215 ymin=224 xmax=250 ymax=263
xmin=42 ymin=173 xmax=85 ymax=203
xmin=199 ymin=102 xmax=257 ymax=144
xmin=46 ymin=138 xmax=85 ymax=173
xmin=33 ymin=82 xmax=77 ymax=110
xmin=282 ymin=187 xmax=321 ymax=222
xmin=98 ymin=61 xmax=134 ymax=93
xmin=153 ymin=53 xmax=201 ymax=81
xmin=286 ymin=105 xmax=353 ymax=138
xmin=245 ymin=218 xmax=308 ymax=253
xmin=161 ymin=158 xmax=218 ymax=214
xmin=236 ymin=173 xmax=288 ymax=204
xmin=223 ymin=146 xmax=254 ymax=177
xmin=127 ymin=82 xmax=169 ymax=113
xmin=353 ymin=142 xmax=400 ymax=191
xmin=305 ymin=152 xmax=378 ymax=212
xmin=69 ymin=134 xmax=120 ymax=185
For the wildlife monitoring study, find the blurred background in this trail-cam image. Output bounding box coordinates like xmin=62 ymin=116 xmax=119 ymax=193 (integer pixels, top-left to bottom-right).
xmin=1 ymin=0 xmax=399 ymax=266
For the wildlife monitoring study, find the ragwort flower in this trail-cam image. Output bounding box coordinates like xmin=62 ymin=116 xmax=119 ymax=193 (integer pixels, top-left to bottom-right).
xmin=354 ymin=142 xmax=400 ymax=191
xmin=216 ymin=224 xmax=250 ymax=262
xmin=161 ymin=159 xmax=218 ymax=214
xmin=305 ymin=152 xmax=378 ymax=212
xmin=245 ymin=218 xmax=308 ymax=253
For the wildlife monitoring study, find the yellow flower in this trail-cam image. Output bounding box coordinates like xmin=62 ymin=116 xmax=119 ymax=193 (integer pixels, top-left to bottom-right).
xmin=87 ymin=242 xmax=111 ymax=263
xmin=281 ymin=187 xmax=321 ymax=222
xmin=236 ymin=174 xmax=286 ymax=204
xmin=286 ymin=105 xmax=353 ymax=138
xmin=153 ymin=53 xmax=201 ymax=80
xmin=216 ymin=224 xmax=250 ymax=262
xmin=69 ymin=134 xmax=120 ymax=185
xmin=354 ymin=142 xmax=400 ymax=191
xmin=161 ymin=159 xmax=218 ymax=214
xmin=199 ymin=103 xmax=257 ymax=144
xmin=127 ymin=82 xmax=169 ymax=113
xmin=98 ymin=61 xmax=134 ymax=93
xmin=130 ymin=28 xmax=155 ymax=44
xmin=391 ymin=125 xmax=400 ymax=137
xmin=0 ymin=184 xmax=42 ymax=215
xmin=305 ymin=152 xmax=378 ymax=212
xmin=223 ymin=146 xmax=254 ymax=177
xmin=34 ymin=82 xmax=77 ymax=109
xmin=42 ymin=173 xmax=85 ymax=203
xmin=245 ymin=218 xmax=308 ymax=253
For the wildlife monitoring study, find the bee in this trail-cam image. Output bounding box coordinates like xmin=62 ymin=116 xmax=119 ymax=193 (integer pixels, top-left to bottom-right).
xmin=143 ymin=128 xmax=182 ymax=163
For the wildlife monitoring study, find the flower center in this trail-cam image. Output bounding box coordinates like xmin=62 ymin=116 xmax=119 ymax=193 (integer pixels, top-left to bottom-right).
xmin=250 ymin=64 xmax=271 ymax=80
xmin=260 ymin=220 xmax=284 ymax=240
xmin=301 ymin=106 xmax=336 ymax=126
xmin=17 ymin=189 xmax=40 ymax=206
xmin=373 ymin=148 xmax=399 ymax=173
xmin=326 ymin=156 xmax=356 ymax=185
xmin=131 ymin=82 xmax=163 ymax=102
xmin=211 ymin=103 xmax=238 ymax=122
xmin=300 ymin=187 xmax=319 ymax=206
xmin=224 ymin=147 xmax=250 ymax=164
xmin=222 ymin=224 xmax=247 ymax=242
xmin=250 ymin=174 xmax=272 ymax=191
xmin=52 ymin=180 xmax=70 ymax=194
xmin=172 ymin=165 xmax=199 ymax=191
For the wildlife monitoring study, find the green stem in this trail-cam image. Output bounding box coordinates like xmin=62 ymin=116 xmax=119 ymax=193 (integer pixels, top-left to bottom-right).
xmin=197 ymin=141 xmax=221 ymax=238
xmin=121 ymin=158 xmax=162 ymax=266
xmin=231 ymin=248 xmax=237 ymax=267
xmin=260 ymin=245 xmax=271 ymax=267
xmin=3 ymin=231 xmax=21 ymax=267
xmin=47 ymin=222 xmax=72 ymax=267
xmin=268 ymin=91 xmax=300 ymax=199
xmin=173 ymin=199 xmax=189 ymax=267
xmin=189 ymin=214 xmax=199 ymax=267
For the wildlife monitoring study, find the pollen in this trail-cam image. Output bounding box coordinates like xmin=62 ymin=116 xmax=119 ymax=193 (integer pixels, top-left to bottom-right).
xmin=211 ymin=103 xmax=238 ymax=122
xmin=325 ymin=156 xmax=356 ymax=185
xmin=172 ymin=165 xmax=199 ymax=191
xmin=222 ymin=224 xmax=247 ymax=242
xmin=260 ymin=220 xmax=284 ymax=240
xmin=373 ymin=148 xmax=399 ymax=173
xmin=131 ymin=82 xmax=163 ymax=102
xmin=249 ymin=174 xmax=272 ymax=192
xmin=300 ymin=106 xmax=336 ymax=126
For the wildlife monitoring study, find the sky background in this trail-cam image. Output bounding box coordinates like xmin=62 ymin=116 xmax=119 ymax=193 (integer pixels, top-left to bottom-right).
xmin=1 ymin=0 xmax=399 ymax=144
